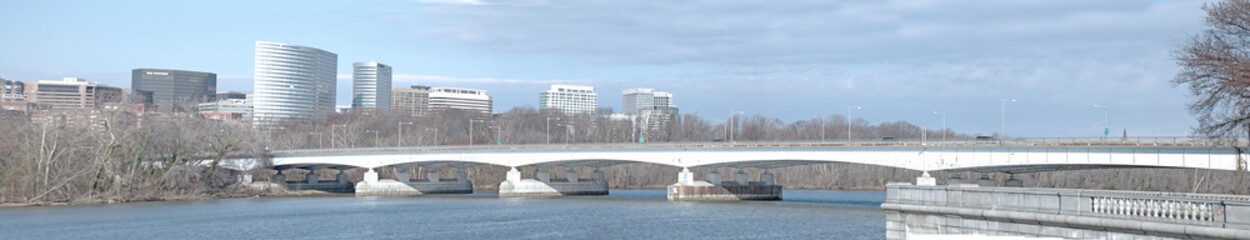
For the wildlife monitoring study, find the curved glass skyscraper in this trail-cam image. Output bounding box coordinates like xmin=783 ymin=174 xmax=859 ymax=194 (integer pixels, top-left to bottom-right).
xmin=351 ymin=61 xmax=391 ymax=112
xmin=252 ymin=41 xmax=337 ymax=128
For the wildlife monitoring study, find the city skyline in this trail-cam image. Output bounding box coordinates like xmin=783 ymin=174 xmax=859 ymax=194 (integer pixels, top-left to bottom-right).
xmin=0 ymin=0 xmax=1212 ymax=137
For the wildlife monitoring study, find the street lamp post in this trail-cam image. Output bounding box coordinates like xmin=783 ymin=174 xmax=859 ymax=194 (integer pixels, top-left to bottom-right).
xmin=557 ymin=123 xmax=572 ymax=144
xmin=1001 ymin=98 xmax=1016 ymax=140
xmin=814 ymin=116 xmax=826 ymax=142
xmin=489 ymin=125 xmax=501 ymax=145
xmin=469 ymin=119 xmax=483 ymax=146
xmin=426 ymin=128 xmax=439 ymax=146
xmin=397 ymin=122 xmax=413 ymax=147
xmin=847 ymin=106 xmax=861 ymax=143
xmin=933 ymin=111 xmax=946 ymax=142
xmin=729 ymin=111 xmax=743 ymax=142
xmin=1093 ymin=104 xmax=1108 ymax=140
xmin=546 ymin=117 xmax=560 ymax=144
xmin=365 ymin=130 xmax=379 ymax=147
xmin=308 ymin=132 xmax=324 ymax=149
xmin=331 ymin=124 xmax=346 ymax=148
xmin=266 ymin=127 xmax=284 ymax=150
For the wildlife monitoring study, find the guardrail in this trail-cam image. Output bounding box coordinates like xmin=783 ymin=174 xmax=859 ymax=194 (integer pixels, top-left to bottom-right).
xmin=271 ymin=136 xmax=1247 ymax=155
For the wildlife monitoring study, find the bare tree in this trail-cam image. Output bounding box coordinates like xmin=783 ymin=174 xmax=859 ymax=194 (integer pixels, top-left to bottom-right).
xmin=1172 ymin=0 xmax=1250 ymax=139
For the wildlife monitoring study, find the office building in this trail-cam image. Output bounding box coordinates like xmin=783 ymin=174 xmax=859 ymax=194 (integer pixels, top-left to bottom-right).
xmin=130 ymin=68 xmax=216 ymax=110
xmin=251 ymin=41 xmax=338 ymax=128
xmin=23 ymin=77 xmax=124 ymax=111
xmin=392 ymin=84 xmax=430 ymax=117
xmin=351 ymin=61 xmax=391 ymax=112
xmin=216 ymin=91 xmax=248 ymax=100
xmin=199 ymin=91 xmax=252 ymax=121
xmin=2 ymin=77 xmax=23 ymax=102
xmin=622 ymin=88 xmax=678 ymax=116
xmin=539 ymin=84 xmax=597 ymax=114
xmin=429 ymin=87 xmax=491 ymax=114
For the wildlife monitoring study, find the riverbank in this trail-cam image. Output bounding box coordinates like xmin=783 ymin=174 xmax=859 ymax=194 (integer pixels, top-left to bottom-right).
xmin=0 ymin=184 xmax=348 ymax=208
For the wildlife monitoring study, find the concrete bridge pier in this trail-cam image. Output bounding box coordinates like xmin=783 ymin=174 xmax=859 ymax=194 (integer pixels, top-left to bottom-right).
xmin=396 ymin=170 xmax=410 ymax=182
xmin=706 ymin=169 xmax=722 ymax=185
xmin=355 ymin=166 xmax=473 ymax=196
xmin=976 ymin=173 xmax=995 ymax=187
xmin=946 ymin=173 xmax=963 ymax=185
xmin=1004 ymin=174 xmax=1023 ymax=187
xmin=499 ymin=166 xmax=608 ymax=198
xmin=305 ymin=171 xmax=318 ymax=184
xmin=915 ymin=171 xmax=936 ymax=186
xmin=668 ymin=167 xmax=782 ymax=201
xmin=274 ymin=170 xmax=287 ymax=185
xmin=279 ymin=167 xmax=353 ymax=192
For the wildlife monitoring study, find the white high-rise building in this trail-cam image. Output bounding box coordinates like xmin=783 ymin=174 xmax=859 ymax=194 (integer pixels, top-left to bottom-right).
xmin=351 ymin=61 xmax=392 ymax=112
xmin=429 ymin=87 xmax=492 ymax=114
xmin=539 ymin=84 xmax=597 ymax=114
xmin=252 ymin=41 xmax=337 ymax=128
xmin=622 ymin=88 xmax=655 ymax=115
xmin=622 ymin=88 xmax=676 ymax=116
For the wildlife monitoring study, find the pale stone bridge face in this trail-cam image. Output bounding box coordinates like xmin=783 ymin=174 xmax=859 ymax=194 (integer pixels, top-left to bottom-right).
xmin=253 ymin=142 xmax=1248 ymax=173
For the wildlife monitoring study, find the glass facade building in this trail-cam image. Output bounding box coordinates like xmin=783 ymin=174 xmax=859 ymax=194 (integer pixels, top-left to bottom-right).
xmin=131 ymin=68 xmax=216 ymax=110
xmin=252 ymin=41 xmax=337 ymax=128
xmin=351 ymin=61 xmax=392 ymax=112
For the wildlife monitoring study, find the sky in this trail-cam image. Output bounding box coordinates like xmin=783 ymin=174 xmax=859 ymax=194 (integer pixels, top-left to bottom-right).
xmin=0 ymin=0 xmax=1212 ymax=137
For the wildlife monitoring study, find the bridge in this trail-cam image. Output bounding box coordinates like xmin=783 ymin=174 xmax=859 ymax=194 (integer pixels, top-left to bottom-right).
xmin=217 ymin=139 xmax=1250 ymax=239
xmin=217 ymin=139 xmax=1248 ymax=197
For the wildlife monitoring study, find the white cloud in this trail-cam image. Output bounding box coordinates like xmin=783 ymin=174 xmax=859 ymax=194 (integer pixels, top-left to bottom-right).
xmin=384 ymin=0 xmax=1208 ymax=136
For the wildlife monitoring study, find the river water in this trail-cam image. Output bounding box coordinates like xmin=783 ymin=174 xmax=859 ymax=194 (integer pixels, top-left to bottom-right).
xmin=0 ymin=190 xmax=886 ymax=239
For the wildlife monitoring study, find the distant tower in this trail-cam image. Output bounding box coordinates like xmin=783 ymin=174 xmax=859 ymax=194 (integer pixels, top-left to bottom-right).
xmin=351 ymin=61 xmax=392 ymax=112
xmin=251 ymin=41 xmax=338 ymax=128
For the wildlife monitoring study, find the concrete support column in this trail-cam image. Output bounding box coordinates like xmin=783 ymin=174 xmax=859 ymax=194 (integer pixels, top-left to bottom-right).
xmin=977 ymin=173 xmax=995 ymax=187
xmin=396 ymin=170 xmax=411 ymax=183
xmin=916 ymin=171 xmax=936 ymax=186
xmin=306 ymin=171 xmax=319 ymax=184
xmin=947 ymin=173 xmax=963 ymax=185
xmin=506 ymin=167 xmax=521 ymax=183
xmin=565 ymin=169 xmax=579 ymax=183
xmin=274 ymin=170 xmax=286 ymax=183
xmin=759 ymin=169 xmax=775 ymax=186
xmin=706 ymin=169 xmax=722 ymax=186
xmin=456 ymin=168 xmax=468 ymax=181
xmin=678 ymin=167 xmax=694 ymax=185
xmin=536 ymin=168 xmax=551 ymax=182
xmin=1004 ymin=174 xmax=1023 ymax=187
xmin=592 ymin=168 xmax=604 ymax=181
xmin=337 ymin=170 xmax=348 ymax=184
xmin=735 ymin=169 xmax=748 ymax=185
xmin=426 ymin=168 xmax=440 ymax=182
xmin=363 ymin=168 xmax=379 ymax=184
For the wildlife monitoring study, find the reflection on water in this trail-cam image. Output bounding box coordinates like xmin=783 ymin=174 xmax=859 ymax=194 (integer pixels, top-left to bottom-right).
xmin=0 ymin=190 xmax=886 ymax=239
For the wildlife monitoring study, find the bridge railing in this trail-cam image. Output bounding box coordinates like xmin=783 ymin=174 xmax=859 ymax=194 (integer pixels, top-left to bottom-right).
xmin=270 ymin=136 xmax=1247 ymax=155
xmin=886 ymin=183 xmax=1250 ymax=230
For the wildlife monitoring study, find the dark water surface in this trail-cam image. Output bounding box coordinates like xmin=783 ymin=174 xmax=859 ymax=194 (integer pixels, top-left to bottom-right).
xmin=0 ymin=190 xmax=886 ymax=239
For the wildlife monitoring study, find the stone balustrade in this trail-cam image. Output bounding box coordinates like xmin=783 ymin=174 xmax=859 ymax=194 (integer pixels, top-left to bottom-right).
xmin=883 ymin=183 xmax=1250 ymax=239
